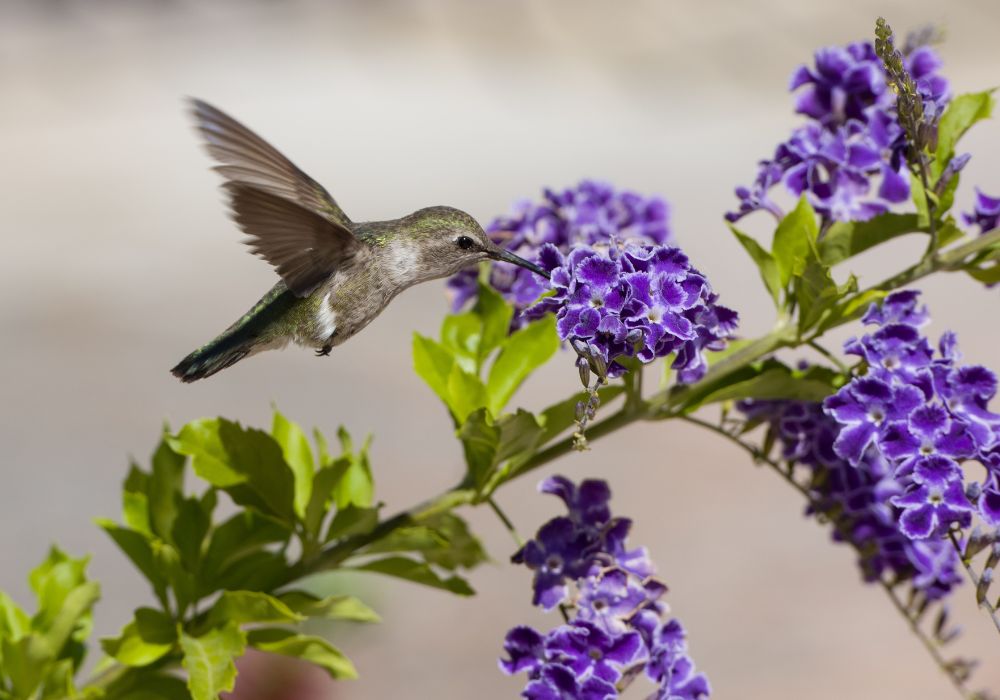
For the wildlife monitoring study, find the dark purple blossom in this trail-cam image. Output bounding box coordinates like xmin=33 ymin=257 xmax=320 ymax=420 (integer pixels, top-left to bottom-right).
xmin=449 ymin=181 xmax=673 ymax=322
xmin=524 ymin=243 xmax=737 ymax=383
xmin=503 ymin=476 xmax=710 ymax=699
xmin=963 ymin=188 xmax=1000 ymax=234
xmin=727 ymin=38 xmax=951 ymax=224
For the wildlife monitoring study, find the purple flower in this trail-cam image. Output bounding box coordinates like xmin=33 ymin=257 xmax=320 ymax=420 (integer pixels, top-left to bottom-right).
xmin=524 ymin=243 xmax=737 ymax=382
xmin=728 ymin=38 xmax=950 ymax=224
xmin=449 ymin=181 xmax=674 ymax=325
xmin=504 ymin=477 xmax=710 ymax=699
xmin=890 ymin=455 xmax=973 ymax=539
xmin=523 ymin=664 xmax=618 ymax=700
xmin=512 ymin=516 xmax=601 ymax=610
xmin=823 ymin=376 xmax=923 ymax=465
xmin=963 ymin=188 xmax=1000 ymax=234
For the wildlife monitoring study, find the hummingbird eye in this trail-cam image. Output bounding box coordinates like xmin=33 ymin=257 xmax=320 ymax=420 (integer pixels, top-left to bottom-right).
xmin=456 ymin=235 xmax=475 ymax=250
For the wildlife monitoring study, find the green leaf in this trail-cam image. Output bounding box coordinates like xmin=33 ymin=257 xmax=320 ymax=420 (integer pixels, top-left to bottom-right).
xmin=684 ymin=361 xmax=841 ymax=410
xmin=148 ymin=437 xmax=186 ymax=543
xmin=440 ymin=312 xmax=482 ymax=373
xmin=2 ymin=635 xmax=49 ymax=697
xmin=728 ymin=224 xmax=782 ymax=305
xmin=100 ymin=670 xmax=191 ymax=700
xmin=0 ymin=591 xmax=30 ymax=640
xmin=486 ymin=315 xmax=558 ymax=415
xmin=179 ymin=623 xmax=246 ymax=700
xmin=206 ymin=591 xmax=303 ymax=627
xmin=912 ymin=173 xmax=931 ymax=228
xmin=96 ymin=520 xmax=167 ymax=604
xmin=818 ymin=214 xmax=922 ymax=266
xmin=170 ymin=497 xmax=211 ymax=573
xmin=412 ymin=334 xmax=455 ymax=407
xmin=303 ymin=465 xmax=342 ymax=538
xmin=771 ymin=195 xmax=818 ymax=289
xmin=167 ymin=419 xmax=242 ymax=487
xmin=278 ymin=592 xmax=380 ymax=623
xmin=331 ymin=430 xmax=374 ymax=509
xmin=445 ymin=364 xmax=488 ymax=422
xmin=965 ymin=263 xmax=1000 ymax=285
xmin=352 ymin=556 xmax=475 ymax=595
xmin=40 ymin=581 xmax=99 ymax=663
xmin=272 ymin=410 xmax=315 ymax=520
xmin=933 ymin=91 xmax=995 ymax=180
xmin=122 ymin=465 xmax=152 ymax=537
xmin=246 ymin=628 xmax=357 ymax=680
xmin=459 ymin=409 xmax=544 ymax=490
xmin=201 ymin=511 xmax=289 ymax=586
xmin=326 ymin=505 xmax=380 ymax=542
xmin=473 ymin=282 xmax=514 ymax=363
xmin=795 ymin=260 xmax=855 ymax=334
xmin=212 ymin=551 xmax=290 ymax=594
xmin=101 ymin=608 xmax=175 ymax=667
xmin=537 ymin=385 xmax=625 ymax=445
xmin=362 ymin=513 xmax=486 ymax=571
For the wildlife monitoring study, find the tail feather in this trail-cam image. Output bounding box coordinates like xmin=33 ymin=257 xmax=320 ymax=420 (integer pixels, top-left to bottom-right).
xmin=171 ymin=284 xmax=297 ymax=383
xmin=170 ymin=334 xmax=256 ymax=383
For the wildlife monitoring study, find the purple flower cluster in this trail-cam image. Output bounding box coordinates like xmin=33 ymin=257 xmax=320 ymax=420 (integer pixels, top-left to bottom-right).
xmin=502 ymin=476 xmax=710 ymax=700
xmin=823 ymin=291 xmax=1000 ymax=539
xmin=523 ymin=244 xmax=738 ymax=382
xmin=739 ymin=399 xmax=962 ymax=598
xmin=963 ymin=188 xmax=1000 ymax=234
xmin=727 ymin=40 xmax=951 ymax=224
xmin=448 ymin=181 xmax=673 ymax=323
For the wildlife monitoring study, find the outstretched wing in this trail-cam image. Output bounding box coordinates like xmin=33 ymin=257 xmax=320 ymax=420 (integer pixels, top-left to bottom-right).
xmin=224 ymin=183 xmax=365 ymax=297
xmin=189 ymin=98 xmax=353 ymax=230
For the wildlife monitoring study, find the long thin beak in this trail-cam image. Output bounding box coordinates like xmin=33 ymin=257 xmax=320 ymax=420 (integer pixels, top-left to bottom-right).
xmin=489 ymin=247 xmax=550 ymax=279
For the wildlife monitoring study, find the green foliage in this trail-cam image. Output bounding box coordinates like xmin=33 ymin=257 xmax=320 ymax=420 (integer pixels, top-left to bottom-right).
xmin=771 ymin=195 xmax=819 ymax=292
xmin=728 ymin=225 xmax=782 ymax=306
xmin=0 ymin=548 xmax=99 ymax=700
xmin=818 ymin=214 xmax=922 ymax=266
xmin=932 ymin=91 xmax=995 ymax=181
xmin=178 ymin=623 xmax=245 ymax=700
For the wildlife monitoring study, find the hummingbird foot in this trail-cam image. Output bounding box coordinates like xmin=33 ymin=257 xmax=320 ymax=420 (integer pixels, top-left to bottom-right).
xmin=315 ymin=344 xmax=332 ymax=357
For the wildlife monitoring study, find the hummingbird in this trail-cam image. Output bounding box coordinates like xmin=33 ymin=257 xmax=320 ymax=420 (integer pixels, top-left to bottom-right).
xmin=171 ymin=99 xmax=547 ymax=382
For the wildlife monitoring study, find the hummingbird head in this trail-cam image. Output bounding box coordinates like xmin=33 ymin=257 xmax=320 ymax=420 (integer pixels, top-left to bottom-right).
xmin=400 ymin=206 xmax=549 ymax=282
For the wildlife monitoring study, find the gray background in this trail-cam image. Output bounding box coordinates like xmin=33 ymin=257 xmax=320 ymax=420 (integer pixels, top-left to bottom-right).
xmin=1 ymin=1 xmax=999 ymax=698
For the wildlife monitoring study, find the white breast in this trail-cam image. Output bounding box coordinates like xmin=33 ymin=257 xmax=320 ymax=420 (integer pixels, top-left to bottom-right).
xmin=314 ymin=292 xmax=337 ymax=342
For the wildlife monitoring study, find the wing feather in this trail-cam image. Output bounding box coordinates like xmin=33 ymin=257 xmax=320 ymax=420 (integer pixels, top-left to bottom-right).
xmin=189 ymin=98 xmax=352 ymax=228
xmin=224 ymin=183 xmax=365 ymax=297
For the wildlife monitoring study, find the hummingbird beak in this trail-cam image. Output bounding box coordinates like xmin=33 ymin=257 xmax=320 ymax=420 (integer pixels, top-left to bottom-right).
xmin=488 ymin=247 xmax=550 ymax=279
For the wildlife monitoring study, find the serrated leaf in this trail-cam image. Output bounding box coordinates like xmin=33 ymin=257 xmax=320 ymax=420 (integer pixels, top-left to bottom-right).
xmin=818 ymin=214 xmax=922 ymax=266
xmin=101 ymin=608 xmax=175 ymax=667
xmin=486 ymin=315 xmax=558 ymax=415
xmin=933 ymin=91 xmax=995 ymax=180
xmin=331 ymin=433 xmax=374 ymax=510
xmin=272 ymin=410 xmax=315 ymax=520
xmin=771 ymin=195 xmax=818 ymax=288
xmin=179 ymin=624 xmax=245 ymax=700
xmin=352 ymin=556 xmax=475 ymax=595
xmin=446 ymin=364 xmax=488 ymax=422
xmin=246 ymin=628 xmax=357 ymax=680
xmin=206 ymin=591 xmax=303 ymax=627
xmin=728 ymin=224 xmax=782 ymax=305
xmin=279 ymin=592 xmax=380 ymax=623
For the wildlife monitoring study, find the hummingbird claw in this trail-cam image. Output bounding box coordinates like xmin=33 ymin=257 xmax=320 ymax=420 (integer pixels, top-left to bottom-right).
xmin=315 ymin=345 xmax=332 ymax=357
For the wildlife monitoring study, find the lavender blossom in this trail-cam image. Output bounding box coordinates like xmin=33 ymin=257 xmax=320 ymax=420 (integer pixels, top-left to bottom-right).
xmin=448 ymin=181 xmax=674 ymax=322
xmin=503 ymin=476 xmax=710 ymax=700
xmin=523 ymin=243 xmax=738 ymax=383
xmin=962 ymin=188 xmax=1000 ymax=234
xmin=727 ymin=38 xmax=951 ymax=224
xmin=823 ymin=291 xmax=1000 ymax=541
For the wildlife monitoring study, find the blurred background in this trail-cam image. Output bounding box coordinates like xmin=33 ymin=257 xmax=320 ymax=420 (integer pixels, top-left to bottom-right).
xmin=2 ymin=0 xmax=999 ymax=697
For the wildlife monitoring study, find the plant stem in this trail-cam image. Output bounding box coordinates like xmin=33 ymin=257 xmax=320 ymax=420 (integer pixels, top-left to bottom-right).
xmin=808 ymin=339 xmax=849 ymax=374
xmin=488 ymin=496 xmax=524 ymax=548
xmin=947 ymin=531 xmax=1000 ymax=636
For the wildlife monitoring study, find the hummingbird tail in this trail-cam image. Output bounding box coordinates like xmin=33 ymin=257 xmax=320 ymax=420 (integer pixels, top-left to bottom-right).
xmin=170 ymin=335 xmax=257 ymax=383
xmin=171 ymin=285 xmax=296 ymax=382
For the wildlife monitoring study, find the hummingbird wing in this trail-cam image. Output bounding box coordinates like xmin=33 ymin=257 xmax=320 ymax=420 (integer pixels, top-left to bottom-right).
xmin=224 ymin=182 xmax=367 ymax=297
xmin=189 ymin=98 xmax=353 ymax=230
